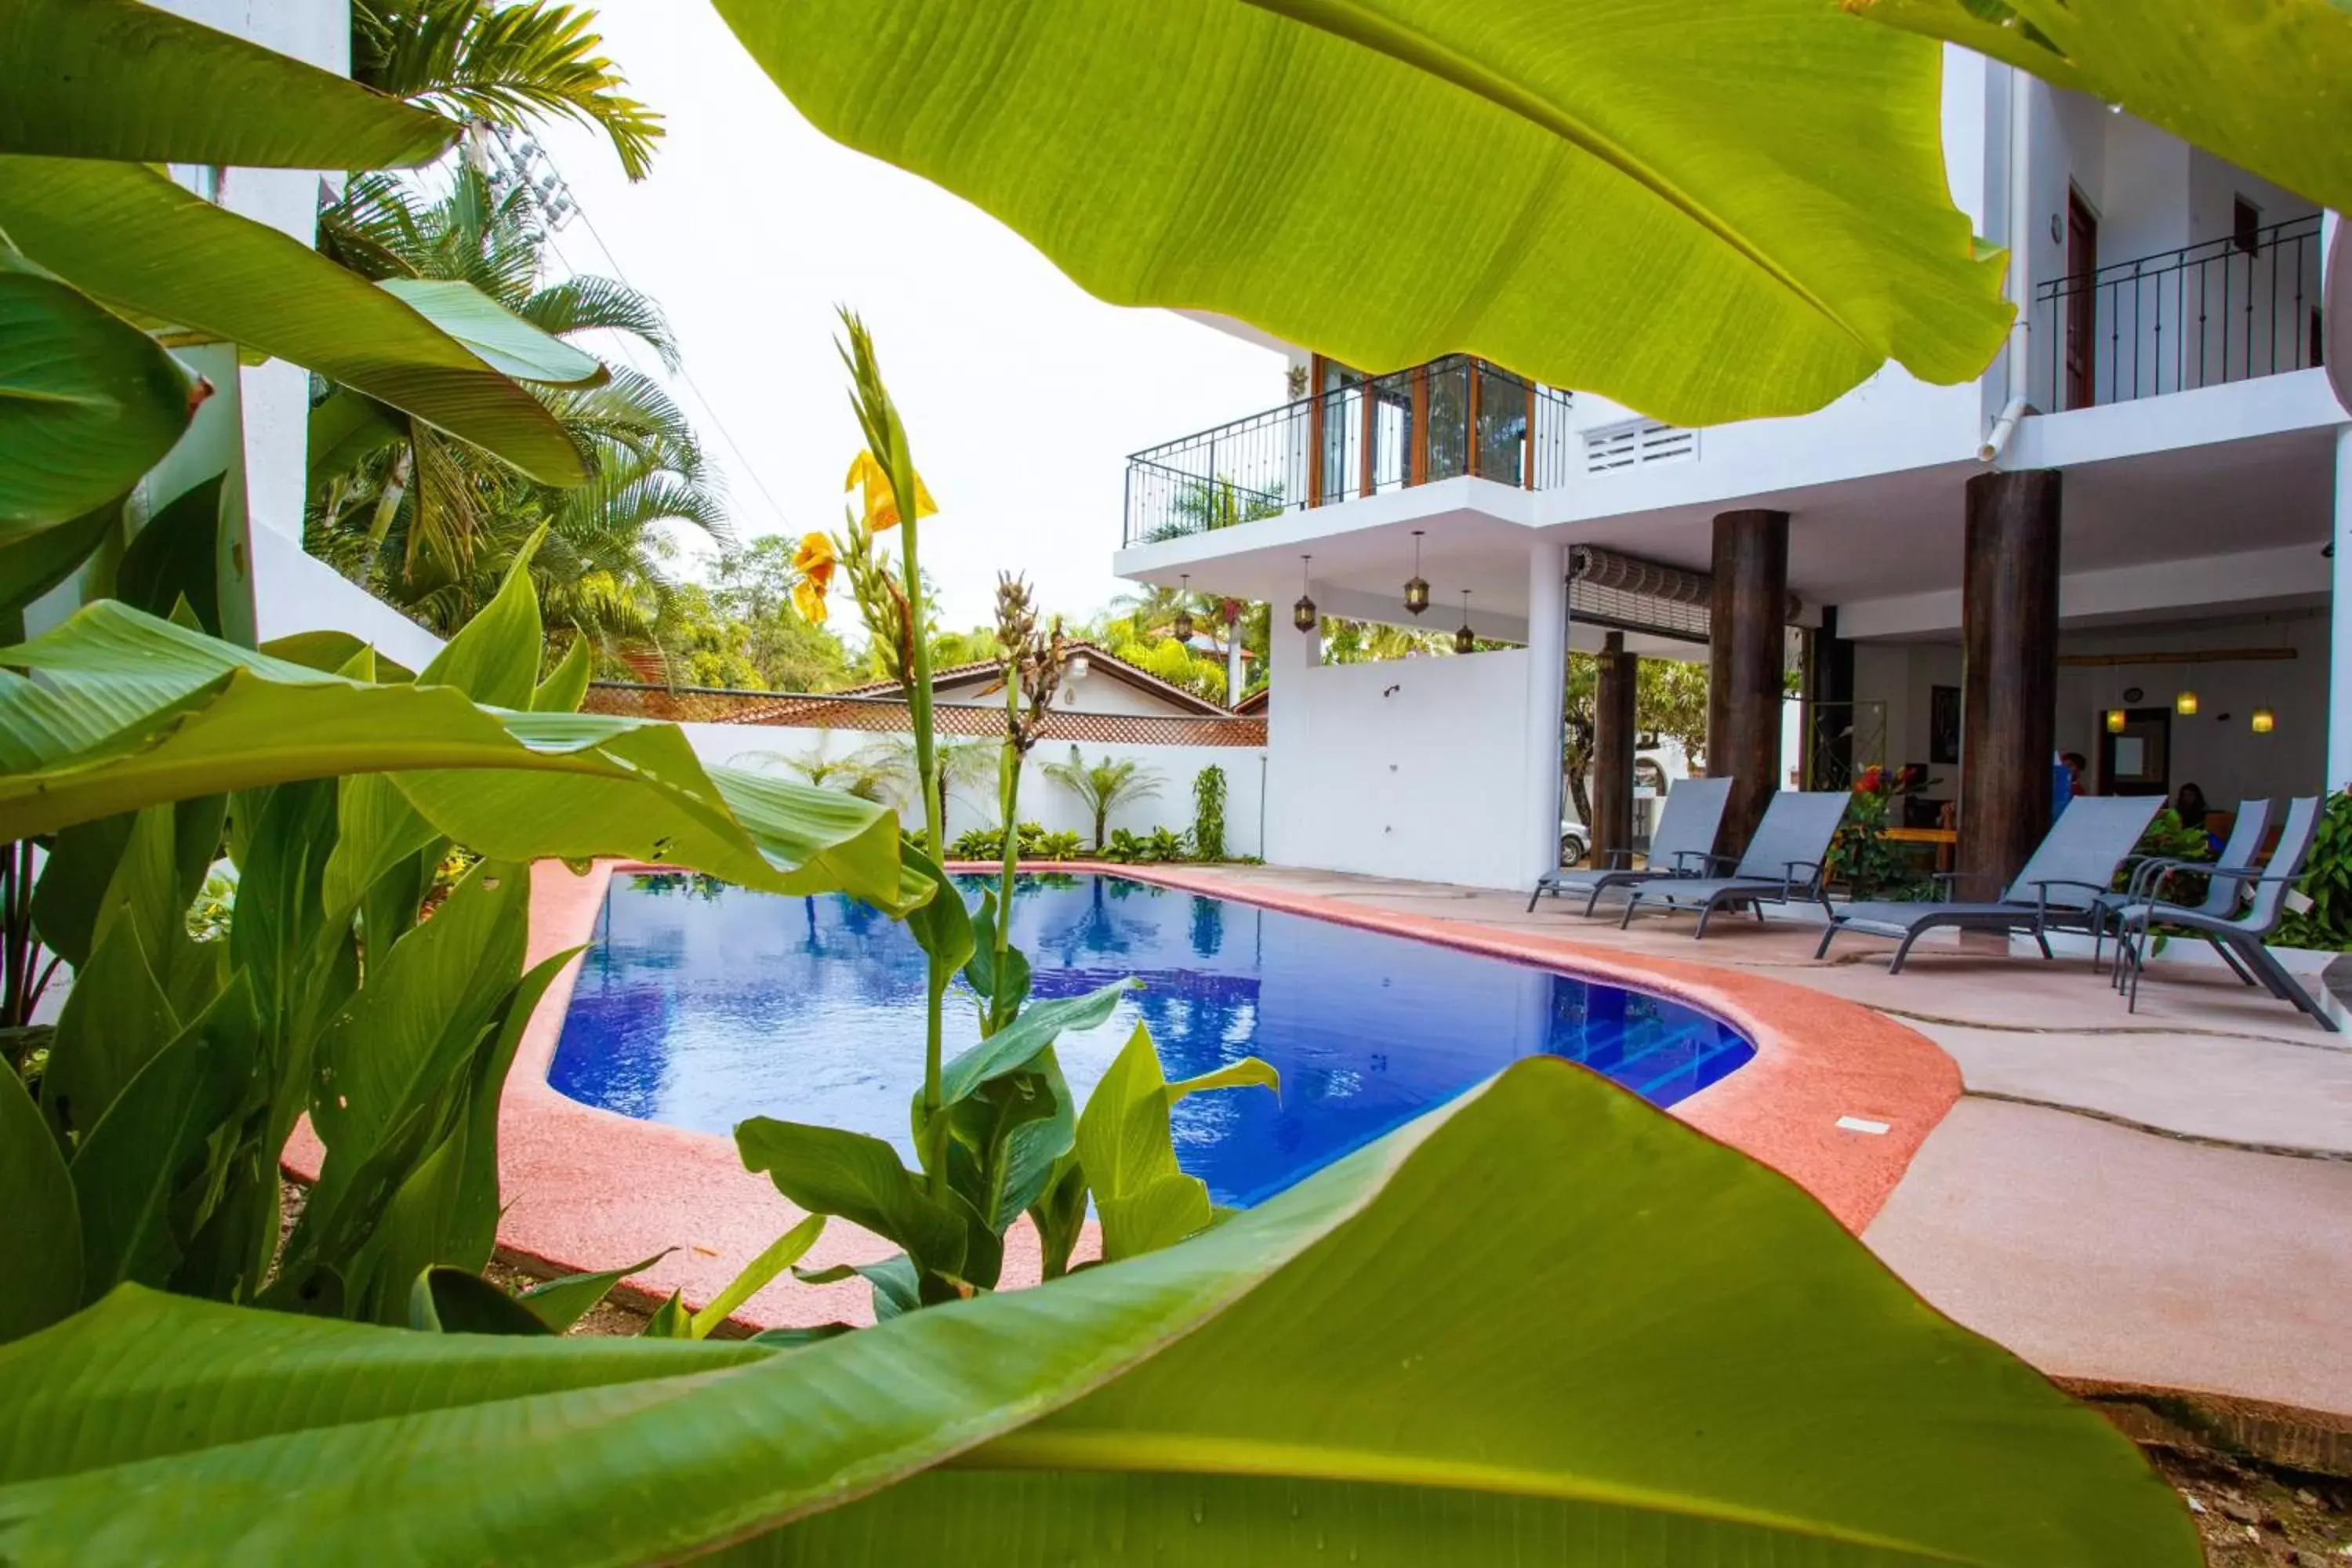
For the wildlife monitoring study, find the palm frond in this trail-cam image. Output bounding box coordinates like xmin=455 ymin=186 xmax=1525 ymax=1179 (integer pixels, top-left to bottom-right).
xmin=354 ymin=0 xmax=664 ymax=180
xmin=521 ymin=275 xmax=680 ymax=369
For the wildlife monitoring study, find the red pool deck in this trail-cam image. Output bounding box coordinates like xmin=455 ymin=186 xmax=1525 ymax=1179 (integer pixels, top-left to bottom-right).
xmin=295 ymin=857 xmax=1962 ymax=1335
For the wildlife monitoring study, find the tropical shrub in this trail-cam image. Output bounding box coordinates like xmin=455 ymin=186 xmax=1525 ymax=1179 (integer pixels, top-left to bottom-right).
xmin=1043 ymin=746 xmax=1162 ymax=850
xmin=1826 ymin=764 xmax=1933 ymax=902
xmin=1192 ymin=764 xmax=1228 ymax=860
xmin=2275 ymin=787 xmax=2352 ymax=951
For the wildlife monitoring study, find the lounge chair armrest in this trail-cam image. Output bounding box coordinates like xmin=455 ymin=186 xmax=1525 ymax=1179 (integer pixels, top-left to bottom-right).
xmin=2027 ymin=877 xmax=2110 ymax=916
xmin=1932 ymin=869 xmax=2005 ymax=896
xmin=1780 ymin=858 xmax=1828 ymax=897
xmin=1671 ymin=849 xmax=1734 ymax=874
xmin=1597 ymin=847 xmax=1637 ymax=869
xmin=2125 ymin=853 xmax=2201 ymax=896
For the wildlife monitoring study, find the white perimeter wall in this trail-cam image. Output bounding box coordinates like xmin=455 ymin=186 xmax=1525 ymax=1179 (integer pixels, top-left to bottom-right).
xmin=673 ymin=722 xmax=1268 ymax=858
xmin=1265 ymin=648 xmax=1535 ymax=891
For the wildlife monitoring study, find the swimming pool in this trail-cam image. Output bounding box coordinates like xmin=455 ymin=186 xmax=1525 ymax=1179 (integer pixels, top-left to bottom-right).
xmin=550 ymin=873 xmax=1755 ymax=1208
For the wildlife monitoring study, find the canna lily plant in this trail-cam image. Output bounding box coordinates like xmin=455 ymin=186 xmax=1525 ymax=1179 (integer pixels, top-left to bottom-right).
xmin=736 ymin=317 xmax=1274 ymax=1316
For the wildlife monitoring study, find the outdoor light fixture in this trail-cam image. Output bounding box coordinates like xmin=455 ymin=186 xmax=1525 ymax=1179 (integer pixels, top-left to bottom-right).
xmin=2105 ymin=708 xmax=2126 ymax=733
xmin=1171 ymin=575 xmax=1194 ymax=643
xmin=2252 ymin=707 xmax=2277 ymax=734
xmin=1455 ymin=590 xmax=1476 ymax=655
xmin=2174 ymin=689 xmax=2199 ymax=717
xmin=1293 ymin=555 xmax=1318 ymax=633
xmin=1403 ymin=530 xmax=1430 ymax=615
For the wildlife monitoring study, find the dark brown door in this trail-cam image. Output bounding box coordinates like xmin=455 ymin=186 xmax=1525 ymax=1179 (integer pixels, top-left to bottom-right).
xmin=2063 ymin=191 xmax=2099 ymax=411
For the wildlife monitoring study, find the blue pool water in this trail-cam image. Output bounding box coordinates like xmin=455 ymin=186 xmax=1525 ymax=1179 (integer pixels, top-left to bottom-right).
xmin=550 ymin=873 xmax=1754 ymax=1207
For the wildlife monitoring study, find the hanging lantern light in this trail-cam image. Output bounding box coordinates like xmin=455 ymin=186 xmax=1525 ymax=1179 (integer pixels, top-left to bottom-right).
xmin=1292 ymin=555 xmax=1318 ymax=633
xmin=2104 ymin=708 xmax=2126 ymax=734
xmin=1403 ymin=530 xmax=1430 ymax=616
xmin=1171 ymin=575 xmax=1194 ymax=643
xmin=2251 ymin=707 xmax=2277 ymax=735
xmin=1454 ymin=590 xmax=1476 ymax=655
xmin=2174 ymin=689 xmax=2199 ymax=717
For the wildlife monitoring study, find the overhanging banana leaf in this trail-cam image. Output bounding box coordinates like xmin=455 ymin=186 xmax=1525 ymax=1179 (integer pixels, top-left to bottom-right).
xmin=0 ymin=1062 xmax=2193 ymax=1563
xmin=711 ymin=0 xmax=2011 ymax=425
xmin=1853 ymin=0 xmax=2352 ymax=213
xmin=0 ymin=158 xmax=587 ymax=486
xmin=379 ymin=279 xmax=612 ymax=387
xmin=0 ymin=0 xmax=457 ymax=169
xmin=0 ymin=270 xmax=194 ymax=533
xmin=0 ymin=602 xmax=913 ymax=910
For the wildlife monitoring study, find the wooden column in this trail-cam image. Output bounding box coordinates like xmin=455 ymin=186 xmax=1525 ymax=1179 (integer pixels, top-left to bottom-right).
xmin=1958 ymin=469 xmax=2063 ymax=895
xmin=1708 ymin=510 xmax=1790 ymax=858
xmin=1593 ymin=631 xmax=1638 ymax=864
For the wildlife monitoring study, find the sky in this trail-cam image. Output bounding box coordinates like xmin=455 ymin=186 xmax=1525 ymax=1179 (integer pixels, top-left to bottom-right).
xmin=523 ymin=1 xmax=1286 ymax=633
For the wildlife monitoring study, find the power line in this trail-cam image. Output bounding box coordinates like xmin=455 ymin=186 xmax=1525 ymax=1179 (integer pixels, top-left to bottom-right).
xmin=566 ymin=203 xmax=797 ymax=540
xmin=505 ymin=134 xmax=796 ymax=540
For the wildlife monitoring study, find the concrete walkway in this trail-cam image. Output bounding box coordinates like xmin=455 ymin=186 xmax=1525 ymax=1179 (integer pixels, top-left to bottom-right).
xmin=1180 ymin=864 xmax=2352 ymax=1420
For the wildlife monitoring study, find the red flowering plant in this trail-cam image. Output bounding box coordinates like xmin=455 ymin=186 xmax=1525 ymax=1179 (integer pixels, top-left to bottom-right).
xmin=1827 ymin=764 xmax=1935 ymax=902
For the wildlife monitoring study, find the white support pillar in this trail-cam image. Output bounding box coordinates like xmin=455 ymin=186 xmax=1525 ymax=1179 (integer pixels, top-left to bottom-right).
xmin=1263 ymin=582 xmax=1321 ymax=867
xmin=1523 ymin=541 xmax=1570 ymax=883
xmin=2331 ymin=424 xmax=2352 ymax=791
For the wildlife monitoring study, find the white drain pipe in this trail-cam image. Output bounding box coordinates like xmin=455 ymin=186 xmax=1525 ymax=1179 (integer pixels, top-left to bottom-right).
xmin=1980 ymin=63 xmax=2036 ymax=463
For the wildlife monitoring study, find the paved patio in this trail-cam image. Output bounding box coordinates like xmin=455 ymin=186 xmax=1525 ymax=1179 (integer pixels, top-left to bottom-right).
xmin=1177 ymin=863 xmax=2352 ymax=1422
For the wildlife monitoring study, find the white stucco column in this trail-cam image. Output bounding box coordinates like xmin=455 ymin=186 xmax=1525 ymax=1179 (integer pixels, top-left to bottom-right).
xmin=2330 ymin=424 xmax=2352 ymax=790
xmin=1523 ymin=541 xmax=1570 ymax=882
xmin=1263 ymin=579 xmax=1321 ymax=866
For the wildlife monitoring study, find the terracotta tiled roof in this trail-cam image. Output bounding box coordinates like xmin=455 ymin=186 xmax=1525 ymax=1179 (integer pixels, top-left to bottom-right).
xmin=841 ymin=638 xmax=1232 ymax=717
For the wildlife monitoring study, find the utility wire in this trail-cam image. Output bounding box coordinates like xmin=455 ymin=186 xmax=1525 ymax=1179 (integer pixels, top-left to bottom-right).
xmin=528 ymin=154 xmax=797 ymax=540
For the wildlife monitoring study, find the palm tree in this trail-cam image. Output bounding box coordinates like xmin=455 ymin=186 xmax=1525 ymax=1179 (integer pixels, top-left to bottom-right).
xmin=310 ymin=169 xmax=723 ymax=666
xmin=1043 ymin=746 xmax=1163 ymax=850
xmin=867 ymin=734 xmax=996 ymax=845
xmin=739 ymin=735 xmax=893 ymax=802
xmin=351 ymin=0 xmax=664 ymax=178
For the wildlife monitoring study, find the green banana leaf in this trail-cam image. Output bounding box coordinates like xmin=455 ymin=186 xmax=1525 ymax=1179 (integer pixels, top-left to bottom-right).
xmin=379 ymin=279 xmax=612 ymax=387
xmin=0 ymin=0 xmax=456 ymax=169
xmin=1854 ymin=0 xmax=2352 ymax=213
xmin=712 ymin=0 xmax=2011 ymax=425
xmin=0 ymin=498 xmax=125 ymax=630
xmin=1073 ymin=1025 xmax=1278 ymax=1263
xmin=0 ymin=602 xmax=915 ymax=910
xmin=517 ymin=1250 xmax=676 ymax=1333
xmin=0 ymin=158 xmax=587 ymax=486
xmin=0 ymin=1073 xmax=78 ymax=1344
xmin=0 ymin=1062 xmax=2192 ymax=1563
xmin=0 ymin=270 xmax=194 ymax=532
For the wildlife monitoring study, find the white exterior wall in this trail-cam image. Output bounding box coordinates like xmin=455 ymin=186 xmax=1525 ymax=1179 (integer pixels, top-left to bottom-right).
xmin=1265 ymin=648 xmax=1535 ymax=891
xmin=673 ymin=721 xmax=1267 ymax=858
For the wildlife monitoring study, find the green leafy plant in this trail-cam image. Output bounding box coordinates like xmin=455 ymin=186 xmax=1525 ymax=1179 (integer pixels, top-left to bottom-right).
xmin=2275 ymin=788 xmax=2352 ymax=951
xmin=710 ymin=0 xmax=2012 ymax=426
xmin=0 ymin=1060 xmax=2197 ymax=1563
xmin=1191 ymin=764 xmax=1227 ymax=860
xmin=0 ymin=542 xmax=909 ymax=1338
xmin=1043 ymin=746 xmax=1162 ymax=851
xmin=731 ymin=340 xmax=1270 ymax=1319
xmin=1033 ymin=829 xmax=1083 ymax=862
xmin=1851 ymin=0 xmax=2352 ymax=221
xmin=1827 ymin=764 xmax=1935 ymax=902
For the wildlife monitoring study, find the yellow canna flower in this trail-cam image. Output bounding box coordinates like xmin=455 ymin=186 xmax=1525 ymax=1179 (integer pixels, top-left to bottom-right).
xmin=844 ymin=448 xmax=937 ymax=532
xmin=790 ymin=531 xmax=836 ymax=624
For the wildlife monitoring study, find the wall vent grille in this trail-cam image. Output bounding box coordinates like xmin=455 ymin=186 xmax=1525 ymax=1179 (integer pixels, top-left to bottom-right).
xmin=1582 ymin=419 xmax=1697 ymax=474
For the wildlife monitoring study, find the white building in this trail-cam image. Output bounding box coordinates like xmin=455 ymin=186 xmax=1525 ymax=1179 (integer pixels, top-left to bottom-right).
xmin=1112 ymin=50 xmax=2348 ymax=893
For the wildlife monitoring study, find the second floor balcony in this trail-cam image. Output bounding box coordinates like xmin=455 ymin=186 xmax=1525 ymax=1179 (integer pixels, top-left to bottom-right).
xmin=2034 ymin=212 xmax=2324 ymax=412
xmin=1124 ymin=354 xmax=1574 ymax=547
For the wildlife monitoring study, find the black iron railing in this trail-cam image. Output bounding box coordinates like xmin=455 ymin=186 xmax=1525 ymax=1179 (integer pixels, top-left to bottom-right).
xmin=2034 ymin=214 xmax=2324 ymax=412
xmin=1123 ymin=355 xmax=1573 ymax=547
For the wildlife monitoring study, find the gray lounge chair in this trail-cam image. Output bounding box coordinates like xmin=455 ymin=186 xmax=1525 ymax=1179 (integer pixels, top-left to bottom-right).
xmin=1815 ymin=795 xmax=2161 ymax=973
xmin=1526 ymin=777 xmax=1733 ymax=916
xmin=1618 ymin=790 xmax=1851 ymax=938
xmin=2115 ymin=794 xmax=2336 ymax=1032
xmin=2090 ymin=797 xmax=2271 ymax=978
